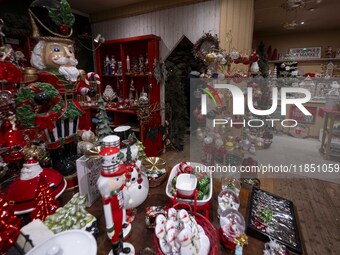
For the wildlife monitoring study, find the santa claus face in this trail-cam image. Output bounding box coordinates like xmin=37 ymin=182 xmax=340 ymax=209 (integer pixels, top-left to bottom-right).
xmin=43 ymin=42 xmax=77 ymax=69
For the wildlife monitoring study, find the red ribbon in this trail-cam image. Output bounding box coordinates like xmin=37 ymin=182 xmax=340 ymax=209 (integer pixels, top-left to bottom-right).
xmin=35 ymin=112 xmax=59 ymax=131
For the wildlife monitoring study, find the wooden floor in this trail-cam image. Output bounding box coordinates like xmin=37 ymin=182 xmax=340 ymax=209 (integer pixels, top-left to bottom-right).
xmin=161 ymin=146 xmax=340 ymax=255
xmin=261 ymin=178 xmax=340 ymax=255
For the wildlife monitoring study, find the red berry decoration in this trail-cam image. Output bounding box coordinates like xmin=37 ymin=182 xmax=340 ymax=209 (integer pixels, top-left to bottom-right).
xmin=59 ymin=24 xmax=69 ymax=35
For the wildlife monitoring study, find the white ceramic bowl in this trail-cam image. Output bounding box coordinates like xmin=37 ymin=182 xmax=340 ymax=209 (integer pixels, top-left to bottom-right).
xmin=166 ymin=162 xmax=213 ymax=206
xmin=26 ymin=230 xmax=97 ymax=255
xmin=175 ymin=174 xmax=197 ymax=197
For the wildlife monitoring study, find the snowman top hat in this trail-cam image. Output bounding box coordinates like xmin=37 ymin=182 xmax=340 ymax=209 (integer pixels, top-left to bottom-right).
xmin=99 ymin=147 xmax=127 ymax=177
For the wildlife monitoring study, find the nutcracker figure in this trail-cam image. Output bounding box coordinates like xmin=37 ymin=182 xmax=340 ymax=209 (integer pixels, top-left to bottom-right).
xmin=16 ymin=0 xmax=96 ymax=177
xmin=97 ymin=147 xmax=135 ymax=255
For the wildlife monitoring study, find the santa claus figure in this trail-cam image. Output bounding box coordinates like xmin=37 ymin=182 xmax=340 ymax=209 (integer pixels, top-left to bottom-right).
xmin=20 ymin=0 xmax=96 ymax=177
xmin=97 ymin=147 xmax=135 ymax=255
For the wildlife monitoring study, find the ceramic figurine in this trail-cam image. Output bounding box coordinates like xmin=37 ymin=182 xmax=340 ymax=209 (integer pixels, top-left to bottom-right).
xmin=155 ymin=224 xmax=171 ymax=254
xmin=166 ymin=228 xmax=180 ymax=255
xmin=168 ymin=208 xmax=178 ymax=221
xmin=177 ymin=228 xmax=197 ymax=255
xmin=123 ymin=160 xmax=149 ymax=209
xmin=5 ymin=159 xmax=66 ymax=214
xmin=155 ymin=214 xmax=167 ymax=227
xmin=97 ymin=147 xmax=134 ymax=255
xmin=177 ymin=224 xmax=210 ymax=255
xmin=117 ymin=61 xmax=122 ymax=76
xmin=178 ymin=209 xmax=198 ymax=237
xmin=111 ymin=56 xmax=116 ymax=75
xmin=165 ymin=219 xmax=178 ymax=232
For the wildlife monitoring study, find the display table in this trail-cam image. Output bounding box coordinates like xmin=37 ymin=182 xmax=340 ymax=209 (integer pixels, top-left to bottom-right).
xmin=59 ymin=176 xmax=270 ymax=255
xmin=319 ymin=108 xmax=340 ymax=159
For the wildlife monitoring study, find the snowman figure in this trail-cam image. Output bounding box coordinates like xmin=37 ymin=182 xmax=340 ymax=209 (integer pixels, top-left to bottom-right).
xmin=167 ymin=228 xmax=180 ymax=255
xmin=177 ymin=228 xmax=210 ymax=255
xmin=155 ymin=214 xmax=167 ymax=227
xmin=177 ymin=228 xmax=197 ymax=255
xmin=165 ymin=219 xmax=179 ymax=233
xmin=178 ymin=209 xmax=198 ymax=237
xmin=155 ymin=224 xmax=171 ymax=254
xmin=168 ymin=208 xmax=178 ymax=221
xmin=123 ymin=160 xmax=149 ymax=210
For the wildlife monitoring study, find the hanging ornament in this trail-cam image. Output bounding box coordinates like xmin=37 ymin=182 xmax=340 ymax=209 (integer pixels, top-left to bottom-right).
xmin=280 ymin=63 xmax=286 ymax=68
xmin=33 ymin=91 xmax=51 ymax=105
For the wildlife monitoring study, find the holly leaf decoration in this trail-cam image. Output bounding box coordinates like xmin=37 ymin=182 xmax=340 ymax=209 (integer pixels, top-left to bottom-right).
xmin=47 ymin=0 xmax=75 ymax=27
xmin=47 ymin=7 xmax=63 ymax=26
xmin=60 ymin=0 xmax=75 ymax=26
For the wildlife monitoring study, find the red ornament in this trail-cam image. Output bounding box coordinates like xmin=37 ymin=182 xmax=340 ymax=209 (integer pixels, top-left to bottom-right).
xmin=30 ymin=175 xmax=59 ymax=221
xmin=0 ymin=192 xmax=22 ymax=254
xmin=59 ymin=24 xmax=69 ymax=35
xmin=4 ymin=129 xmax=27 ymax=148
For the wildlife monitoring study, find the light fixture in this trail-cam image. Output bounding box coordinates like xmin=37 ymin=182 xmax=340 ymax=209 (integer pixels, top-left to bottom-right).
xmin=301 ymin=21 xmax=305 ymax=24
xmin=94 ymin=34 xmax=105 ymax=44
xmin=77 ymin=34 xmax=105 ymax=52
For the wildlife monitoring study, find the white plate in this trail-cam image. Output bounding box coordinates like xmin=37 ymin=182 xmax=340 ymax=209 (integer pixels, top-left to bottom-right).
xmin=26 ymin=230 xmax=97 ymax=255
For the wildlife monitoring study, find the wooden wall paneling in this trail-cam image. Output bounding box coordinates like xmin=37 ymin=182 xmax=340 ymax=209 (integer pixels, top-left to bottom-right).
xmin=92 ymin=0 xmax=220 ymax=59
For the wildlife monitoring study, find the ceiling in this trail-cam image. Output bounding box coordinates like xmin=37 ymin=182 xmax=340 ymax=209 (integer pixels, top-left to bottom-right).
xmin=68 ymin=0 xmax=146 ymax=15
xmin=254 ymin=0 xmax=340 ymax=35
xmin=66 ymin=0 xmax=340 ymax=35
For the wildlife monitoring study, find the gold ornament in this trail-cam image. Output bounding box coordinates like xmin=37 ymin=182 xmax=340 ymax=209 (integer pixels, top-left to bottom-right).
xmin=226 ymin=141 xmax=234 ymax=150
xmin=84 ymin=146 xmax=101 ymax=159
xmin=205 ymin=53 xmax=215 ymax=63
xmin=234 ymin=233 xmax=248 ymax=247
xmin=142 ymin=157 xmax=166 ymax=171
xmin=78 ymin=141 xmax=95 ymax=155
xmin=22 ymin=144 xmax=45 ymax=160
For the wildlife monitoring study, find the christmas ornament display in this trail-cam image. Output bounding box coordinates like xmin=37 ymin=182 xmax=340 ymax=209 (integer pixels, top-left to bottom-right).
xmin=247 ymin=188 xmax=302 ymax=254
xmin=0 ymin=192 xmax=22 ymax=254
xmin=44 ymin=193 xmax=97 ymax=234
xmin=154 ymin=207 xmax=211 ymax=255
xmin=30 ymin=175 xmax=59 ymax=221
xmin=5 ymin=159 xmax=66 ymax=214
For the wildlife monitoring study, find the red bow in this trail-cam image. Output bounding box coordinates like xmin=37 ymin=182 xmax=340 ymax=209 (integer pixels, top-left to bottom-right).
xmin=35 ymin=112 xmax=59 ymax=131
